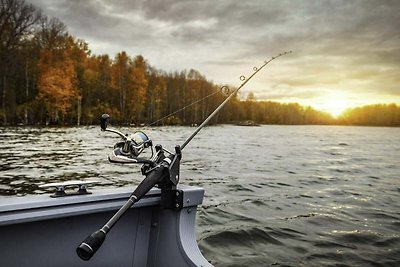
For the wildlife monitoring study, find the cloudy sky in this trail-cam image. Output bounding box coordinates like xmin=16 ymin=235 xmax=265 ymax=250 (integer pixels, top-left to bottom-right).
xmin=30 ymin=0 xmax=400 ymax=116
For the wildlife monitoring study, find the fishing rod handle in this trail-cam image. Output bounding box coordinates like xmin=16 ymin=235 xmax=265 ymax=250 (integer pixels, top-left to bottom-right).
xmin=103 ymin=160 xmax=170 ymax=232
xmin=76 ymin=229 xmax=106 ymax=261
xmin=76 ymin=162 xmax=168 ymax=261
xmin=76 ymin=194 xmax=137 ymax=261
xmin=76 ymin=191 xmax=140 ymax=261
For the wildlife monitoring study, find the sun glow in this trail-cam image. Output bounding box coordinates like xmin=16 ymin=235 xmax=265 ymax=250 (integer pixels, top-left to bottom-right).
xmin=314 ymin=98 xmax=352 ymax=117
xmin=273 ymin=92 xmax=358 ymax=118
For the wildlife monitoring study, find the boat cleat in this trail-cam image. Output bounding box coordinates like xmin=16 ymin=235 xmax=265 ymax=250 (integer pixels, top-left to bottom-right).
xmin=39 ymin=180 xmax=99 ymax=198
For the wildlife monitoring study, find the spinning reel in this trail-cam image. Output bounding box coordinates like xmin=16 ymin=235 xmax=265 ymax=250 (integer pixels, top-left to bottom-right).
xmin=100 ymin=114 xmax=156 ymax=165
xmin=100 ymin=114 xmax=181 ymax=181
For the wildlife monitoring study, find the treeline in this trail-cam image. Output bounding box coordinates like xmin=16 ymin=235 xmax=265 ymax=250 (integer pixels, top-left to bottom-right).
xmin=338 ymin=104 xmax=400 ymax=126
xmin=1 ymin=0 xmax=399 ymax=127
xmin=0 ymin=0 xmax=331 ymax=126
xmin=0 ymin=0 xmax=218 ymax=125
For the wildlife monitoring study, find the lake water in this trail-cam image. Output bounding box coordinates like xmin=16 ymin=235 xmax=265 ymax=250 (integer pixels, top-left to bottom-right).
xmin=1 ymin=125 xmax=399 ymax=266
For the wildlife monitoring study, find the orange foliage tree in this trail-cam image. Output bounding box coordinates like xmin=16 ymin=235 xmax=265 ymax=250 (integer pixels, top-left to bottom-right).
xmin=37 ymin=50 xmax=78 ymax=124
xmin=127 ymin=55 xmax=148 ymax=123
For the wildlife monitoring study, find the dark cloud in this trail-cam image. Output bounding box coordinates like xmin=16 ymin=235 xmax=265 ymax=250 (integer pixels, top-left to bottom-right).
xmin=29 ymin=0 xmax=400 ymax=105
xmin=37 ymin=0 xmax=125 ymax=35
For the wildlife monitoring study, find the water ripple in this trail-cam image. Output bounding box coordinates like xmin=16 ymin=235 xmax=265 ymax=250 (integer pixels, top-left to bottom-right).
xmin=1 ymin=125 xmax=400 ymax=266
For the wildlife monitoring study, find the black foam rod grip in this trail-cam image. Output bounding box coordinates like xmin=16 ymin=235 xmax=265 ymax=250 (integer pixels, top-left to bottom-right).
xmin=133 ymin=165 xmax=166 ymax=200
xmin=76 ymin=229 xmax=106 ymax=261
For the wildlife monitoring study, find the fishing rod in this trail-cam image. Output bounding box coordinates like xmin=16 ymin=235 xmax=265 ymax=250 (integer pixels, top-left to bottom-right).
xmin=76 ymin=51 xmax=291 ymax=261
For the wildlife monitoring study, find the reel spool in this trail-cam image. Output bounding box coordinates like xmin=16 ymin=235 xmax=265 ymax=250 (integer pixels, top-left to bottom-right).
xmin=113 ymin=131 xmax=152 ymax=158
xmin=100 ymin=114 xmax=154 ymax=164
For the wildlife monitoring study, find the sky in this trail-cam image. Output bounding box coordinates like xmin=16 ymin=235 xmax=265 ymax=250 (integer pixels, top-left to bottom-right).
xmin=30 ymin=0 xmax=400 ymax=116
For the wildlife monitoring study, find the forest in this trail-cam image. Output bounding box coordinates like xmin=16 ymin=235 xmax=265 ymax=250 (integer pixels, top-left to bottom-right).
xmin=1 ymin=0 xmax=399 ymax=127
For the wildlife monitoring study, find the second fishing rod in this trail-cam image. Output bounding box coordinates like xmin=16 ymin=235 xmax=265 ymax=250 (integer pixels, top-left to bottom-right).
xmin=76 ymin=51 xmax=292 ymax=261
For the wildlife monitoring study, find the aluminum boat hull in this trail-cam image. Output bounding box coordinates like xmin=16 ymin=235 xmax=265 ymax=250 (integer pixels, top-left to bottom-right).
xmin=0 ymin=185 xmax=212 ymax=267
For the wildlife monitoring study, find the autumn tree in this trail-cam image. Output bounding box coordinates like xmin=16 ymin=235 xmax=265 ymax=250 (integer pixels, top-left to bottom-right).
xmin=127 ymin=55 xmax=148 ymax=124
xmin=110 ymin=52 xmax=130 ymax=121
xmin=37 ymin=54 xmax=78 ymax=124
xmin=146 ymin=67 xmax=166 ymax=124
xmin=186 ymin=69 xmax=203 ymax=123
xmin=32 ymin=15 xmax=88 ymax=125
xmin=244 ymin=91 xmax=256 ymax=121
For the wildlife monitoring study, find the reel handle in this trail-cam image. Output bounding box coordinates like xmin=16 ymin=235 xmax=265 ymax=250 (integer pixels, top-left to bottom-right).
xmin=100 ymin=114 xmax=127 ymax=139
xmin=100 ymin=114 xmax=110 ymax=131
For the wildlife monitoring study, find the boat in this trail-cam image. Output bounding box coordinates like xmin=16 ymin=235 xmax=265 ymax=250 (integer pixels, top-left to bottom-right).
xmin=0 ymin=115 xmax=212 ymax=267
xmin=0 ymin=181 xmax=211 ymax=267
xmin=235 ymin=120 xmax=261 ymax=126
xmin=1 ymin=108 xmax=214 ymax=266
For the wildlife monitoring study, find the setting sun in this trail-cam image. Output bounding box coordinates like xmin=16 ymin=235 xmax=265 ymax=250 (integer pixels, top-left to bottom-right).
xmin=313 ymin=97 xmax=352 ymax=117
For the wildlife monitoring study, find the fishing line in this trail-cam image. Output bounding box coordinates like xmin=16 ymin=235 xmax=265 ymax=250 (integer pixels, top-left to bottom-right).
xmin=147 ymin=87 xmax=229 ymax=126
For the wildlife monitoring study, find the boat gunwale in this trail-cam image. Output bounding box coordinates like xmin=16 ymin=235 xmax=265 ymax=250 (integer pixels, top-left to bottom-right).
xmin=0 ymin=185 xmax=204 ymax=226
